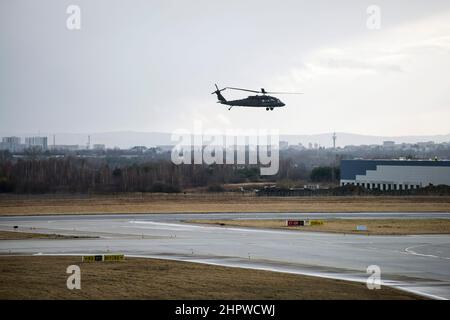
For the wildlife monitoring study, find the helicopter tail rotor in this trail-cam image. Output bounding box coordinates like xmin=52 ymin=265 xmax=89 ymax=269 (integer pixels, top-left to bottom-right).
xmin=211 ymin=84 xmax=227 ymax=102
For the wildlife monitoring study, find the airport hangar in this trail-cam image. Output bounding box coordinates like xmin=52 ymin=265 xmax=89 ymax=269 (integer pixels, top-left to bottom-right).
xmin=340 ymin=159 xmax=450 ymax=190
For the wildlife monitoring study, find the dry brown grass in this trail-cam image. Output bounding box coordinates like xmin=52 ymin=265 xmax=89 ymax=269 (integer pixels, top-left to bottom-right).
xmin=0 ymin=256 xmax=422 ymax=300
xmin=0 ymin=194 xmax=449 ymax=216
xmin=0 ymin=230 xmax=91 ymax=240
xmin=190 ymin=219 xmax=450 ymax=235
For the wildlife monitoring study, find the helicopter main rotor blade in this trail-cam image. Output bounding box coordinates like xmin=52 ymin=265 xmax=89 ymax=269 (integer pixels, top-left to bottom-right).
xmin=226 ymin=87 xmax=303 ymax=95
xmin=225 ymin=87 xmax=261 ymax=93
xmin=263 ymin=91 xmax=304 ymax=94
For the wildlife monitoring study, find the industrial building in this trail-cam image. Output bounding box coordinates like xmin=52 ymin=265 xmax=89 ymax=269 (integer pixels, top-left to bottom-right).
xmin=25 ymin=136 xmax=48 ymax=150
xmin=0 ymin=136 xmax=22 ymax=152
xmin=51 ymin=145 xmax=80 ymax=151
xmin=1 ymin=136 xmax=49 ymax=152
xmin=93 ymin=144 xmax=106 ymax=151
xmin=340 ymin=159 xmax=450 ymax=190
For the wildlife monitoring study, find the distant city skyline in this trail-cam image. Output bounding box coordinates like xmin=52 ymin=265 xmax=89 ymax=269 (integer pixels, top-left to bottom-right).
xmin=1 ymin=0 xmax=450 ymax=136
xmin=1 ymin=130 xmax=449 ymax=149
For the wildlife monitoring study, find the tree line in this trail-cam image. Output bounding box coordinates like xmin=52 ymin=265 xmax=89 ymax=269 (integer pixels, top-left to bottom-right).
xmin=0 ymin=155 xmax=336 ymax=193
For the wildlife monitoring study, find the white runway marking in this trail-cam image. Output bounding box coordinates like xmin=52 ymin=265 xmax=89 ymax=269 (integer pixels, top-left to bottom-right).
xmin=405 ymin=244 xmax=450 ymax=260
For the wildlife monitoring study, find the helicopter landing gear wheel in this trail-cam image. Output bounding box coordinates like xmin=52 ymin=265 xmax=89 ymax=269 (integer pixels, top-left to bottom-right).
xmin=266 ymin=107 xmax=269 ymax=111
xmin=270 ymin=107 xmax=274 ymax=111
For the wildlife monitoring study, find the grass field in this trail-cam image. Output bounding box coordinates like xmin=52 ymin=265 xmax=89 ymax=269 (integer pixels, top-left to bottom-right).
xmin=0 ymin=256 xmax=422 ymax=300
xmin=0 ymin=194 xmax=449 ymax=215
xmin=189 ymin=218 xmax=450 ymax=235
xmin=0 ymin=230 xmax=92 ymax=240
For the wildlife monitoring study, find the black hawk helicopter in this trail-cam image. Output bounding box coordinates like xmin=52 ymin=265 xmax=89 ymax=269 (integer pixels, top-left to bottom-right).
xmin=211 ymin=84 xmax=302 ymax=110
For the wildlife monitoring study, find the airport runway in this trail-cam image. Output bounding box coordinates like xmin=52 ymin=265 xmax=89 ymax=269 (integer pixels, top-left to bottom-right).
xmin=1 ymin=212 xmax=450 ymax=299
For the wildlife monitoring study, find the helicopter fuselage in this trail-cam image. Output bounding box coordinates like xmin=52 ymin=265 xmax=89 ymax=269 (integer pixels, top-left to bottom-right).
xmin=219 ymin=95 xmax=285 ymax=108
xmin=211 ymin=84 xmax=299 ymax=110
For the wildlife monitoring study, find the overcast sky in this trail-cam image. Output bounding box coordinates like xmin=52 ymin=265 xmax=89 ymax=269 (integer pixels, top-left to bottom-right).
xmin=1 ymin=0 xmax=450 ymax=136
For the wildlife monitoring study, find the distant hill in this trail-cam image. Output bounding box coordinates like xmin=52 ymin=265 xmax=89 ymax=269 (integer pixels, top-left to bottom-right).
xmin=1 ymin=131 xmax=449 ymax=149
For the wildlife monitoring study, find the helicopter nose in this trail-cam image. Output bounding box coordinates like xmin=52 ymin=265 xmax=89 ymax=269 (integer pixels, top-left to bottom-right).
xmin=280 ymin=102 xmax=285 ymax=107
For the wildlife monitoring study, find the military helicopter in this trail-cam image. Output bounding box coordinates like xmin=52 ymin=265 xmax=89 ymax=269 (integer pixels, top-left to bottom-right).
xmin=211 ymin=84 xmax=302 ymax=110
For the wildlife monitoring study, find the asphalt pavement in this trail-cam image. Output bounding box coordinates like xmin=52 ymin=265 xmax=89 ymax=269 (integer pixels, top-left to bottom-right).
xmin=1 ymin=212 xmax=449 ymax=299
